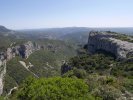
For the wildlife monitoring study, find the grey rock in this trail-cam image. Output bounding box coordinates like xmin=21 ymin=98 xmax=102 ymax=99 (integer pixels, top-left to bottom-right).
xmin=18 ymin=41 xmax=40 ymax=59
xmin=88 ymin=31 xmax=133 ymax=60
xmin=0 ymin=60 xmax=6 ymax=95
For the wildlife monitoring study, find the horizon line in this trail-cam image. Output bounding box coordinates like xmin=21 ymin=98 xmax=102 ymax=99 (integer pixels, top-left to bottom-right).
xmin=14 ymin=26 xmax=133 ymax=30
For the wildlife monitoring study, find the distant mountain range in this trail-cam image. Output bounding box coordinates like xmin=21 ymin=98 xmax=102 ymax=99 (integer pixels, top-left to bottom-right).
xmin=0 ymin=25 xmax=133 ymax=45
xmin=18 ymin=27 xmax=133 ymax=35
xmin=17 ymin=27 xmax=133 ymax=44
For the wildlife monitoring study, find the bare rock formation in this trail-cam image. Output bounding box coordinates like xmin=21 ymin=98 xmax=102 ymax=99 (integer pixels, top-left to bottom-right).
xmin=0 ymin=60 xmax=6 ymax=95
xmin=18 ymin=41 xmax=40 ymax=58
xmin=88 ymin=31 xmax=133 ymax=60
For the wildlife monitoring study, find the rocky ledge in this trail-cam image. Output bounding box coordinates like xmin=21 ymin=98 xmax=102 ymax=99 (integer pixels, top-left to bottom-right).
xmin=88 ymin=31 xmax=133 ymax=60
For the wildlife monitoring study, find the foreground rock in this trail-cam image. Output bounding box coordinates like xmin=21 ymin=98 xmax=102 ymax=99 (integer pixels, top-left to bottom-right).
xmin=88 ymin=31 xmax=133 ymax=60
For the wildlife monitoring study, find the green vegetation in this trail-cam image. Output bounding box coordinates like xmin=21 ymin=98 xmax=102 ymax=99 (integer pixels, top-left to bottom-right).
xmin=26 ymin=39 xmax=76 ymax=77
xmin=86 ymin=74 xmax=124 ymax=100
xmin=106 ymin=31 xmax=133 ymax=43
xmin=61 ymin=50 xmax=133 ymax=99
xmin=6 ymin=57 xmax=34 ymax=84
xmin=3 ymin=39 xmax=77 ymax=96
xmin=9 ymin=49 xmax=133 ymax=100
xmin=62 ymin=68 xmax=87 ymax=79
xmin=26 ymin=49 xmax=67 ymax=77
xmin=10 ymin=77 xmax=95 ymax=100
xmin=123 ymin=78 xmax=133 ymax=93
xmin=3 ymin=74 xmax=18 ymax=95
xmin=3 ymin=57 xmax=34 ymax=94
xmin=0 ymin=35 xmax=14 ymax=52
xmin=0 ymin=96 xmax=4 ymax=100
xmin=1 ymin=29 xmax=132 ymax=99
xmin=68 ymin=53 xmax=115 ymax=74
xmin=0 ymin=34 xmax=27 ymax=52
xmin=66 ymin=52 xmax=133 ymax=78
xmin=114 ymin=34 xmax=133 ymax=43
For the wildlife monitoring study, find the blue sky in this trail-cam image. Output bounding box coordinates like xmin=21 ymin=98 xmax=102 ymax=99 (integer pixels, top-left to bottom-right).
xmin=0 ymin=0 xmax=133 ymax=29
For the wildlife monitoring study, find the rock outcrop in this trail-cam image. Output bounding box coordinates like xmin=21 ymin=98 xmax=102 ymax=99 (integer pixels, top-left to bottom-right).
xmin=0 ymin=60 xmax=6 ymax=95
xmin=88 ymin=31 xmax=133 ymax=60
xmin=18 ymin=41 xmax=40 ymax=58
xmin=61 ymin=63 xmax=72 ymax=75
xmin=1 ymin=41 xmax=40 ymax=60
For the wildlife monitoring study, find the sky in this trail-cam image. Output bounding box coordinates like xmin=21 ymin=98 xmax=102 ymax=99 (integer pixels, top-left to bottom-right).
xmin=0 ymin=0 xmax=133 ymax=29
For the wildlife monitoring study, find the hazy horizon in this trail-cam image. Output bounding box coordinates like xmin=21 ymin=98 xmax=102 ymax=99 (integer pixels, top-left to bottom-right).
xmin=0 ymin=0 xmax=133 ymax=29
xmin=1 ymin=25 xmax=133 ymax=31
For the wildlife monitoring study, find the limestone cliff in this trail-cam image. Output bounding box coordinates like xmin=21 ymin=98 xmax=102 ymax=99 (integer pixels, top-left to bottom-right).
xmin=88 ymin=31 xmax=133 ymax=60
xmin=18 ymin=41 xmax=40 ymax=58
xmin=3 ymin=41 xmax=40 ymax=60
xmin=0 ymin=41 xmax=40 ymax=95
xmin=0 ymin=60 xmax=6 ymax=95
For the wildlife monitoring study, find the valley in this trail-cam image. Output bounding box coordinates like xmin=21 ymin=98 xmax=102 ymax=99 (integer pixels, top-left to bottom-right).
xmin=1 ymin=0 xmax=133 ymax=99
xmin=0 ymin=26 xmax=132 ymax=100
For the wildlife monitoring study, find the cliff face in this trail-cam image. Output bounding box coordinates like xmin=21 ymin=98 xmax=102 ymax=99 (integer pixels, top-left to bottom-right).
xmin=3 ymin=41 xmax=40 ymax=60
xmin=18 ymin=41 xmax=40 ymax=58
xmin=88 ymin=31 xmax=133 ymax=60
xmin=0 ymin=60 xmax=6 ymax=95
xmin=0 ymin=54 xmax=7 ymax=95
xmin=0 ymin=41 xmax=40 ymax=95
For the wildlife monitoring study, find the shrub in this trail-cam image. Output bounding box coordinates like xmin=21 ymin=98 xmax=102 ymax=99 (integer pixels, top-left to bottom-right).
xmin=92 ymin=85 xmax=122 ymax=100
xmin=62 ymin=68 xmax=87 ymax=79
xmin=15 ymin=77 xmax=94 ymax=100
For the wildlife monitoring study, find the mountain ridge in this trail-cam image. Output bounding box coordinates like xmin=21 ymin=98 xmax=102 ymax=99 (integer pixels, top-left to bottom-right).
xmin=0 ymin=25 xmax=11 ymax=33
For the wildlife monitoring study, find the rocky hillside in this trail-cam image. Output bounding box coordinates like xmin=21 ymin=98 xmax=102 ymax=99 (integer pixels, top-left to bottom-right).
xmin=0 ymin=25 xmax=11 ymax=33
xmin=60 ymin=32 xmax=133 ymax=100
xmin=0 ymin=39 xmax=76 ymax=96
xmin=0 ymin=26 xmax=132 ymax=99
xmin=0 ymin=41 xmax=40 ymax=95
xmin=88 ymin=31 xmax=133 ymax=60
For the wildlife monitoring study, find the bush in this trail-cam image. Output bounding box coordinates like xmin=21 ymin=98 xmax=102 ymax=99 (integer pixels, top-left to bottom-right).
xmin=92 ymin=85 xmax=122 ymax=100
xmin=15 ymin=77 xmax=94 ymax=100
xmin=123 ymin=78 xmax=133 ymax=93
xmin=0 ymin=96 xmax=4 ymax=100
xmin=62 ymin=68 xmax=87 ymax=79
xmin=86 ymin=74 xmax=125 ymax=100
xmin=73 ymin=68 xmax=87 ymax=79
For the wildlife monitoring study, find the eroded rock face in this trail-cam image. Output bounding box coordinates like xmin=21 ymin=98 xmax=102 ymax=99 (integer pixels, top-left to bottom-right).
xmin=0 ymin=52 xmax=7 ymax=95
xmin=18 ymin=41 xmax=40 ymax=58
xmin=0 ymin=60 xmax=6 ymax=95
xmin=0 ymin=41 xmax=40 ymax=95
xmin=88 ymin=31 xmax=133 ymax=60
xmin=4 ymin=41 xmax=40 ymax=59
xmin=0 ymin=41 xmax=40 ymax=61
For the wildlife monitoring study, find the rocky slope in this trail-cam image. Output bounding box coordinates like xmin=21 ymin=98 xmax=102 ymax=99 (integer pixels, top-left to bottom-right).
xmin=0 ymin=39 xmax=76 ymax=95
xmin=88 ymin=31 xmax=133 ymax=60
xmin=0 ymin=25 xmax=11 ymax=33
xmin=0 ymin=41 xmax=40 ymax=95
